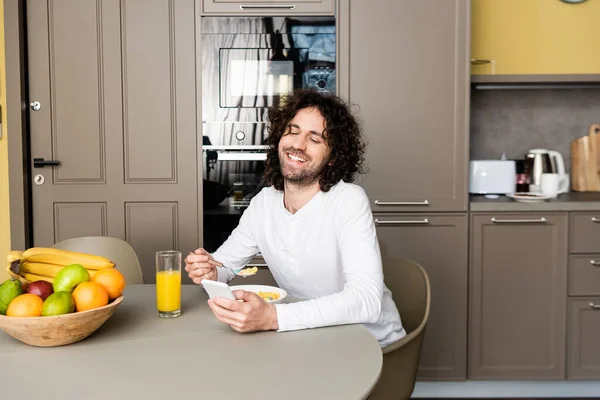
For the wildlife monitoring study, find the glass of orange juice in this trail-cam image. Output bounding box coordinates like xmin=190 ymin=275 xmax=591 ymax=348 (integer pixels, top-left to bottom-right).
xmin=155 ymin=250 xmax=182 ymax=318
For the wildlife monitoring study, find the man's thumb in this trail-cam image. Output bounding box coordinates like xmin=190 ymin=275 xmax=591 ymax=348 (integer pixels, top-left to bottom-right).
xmin=233 ymin=289 xmax=254 ymax=301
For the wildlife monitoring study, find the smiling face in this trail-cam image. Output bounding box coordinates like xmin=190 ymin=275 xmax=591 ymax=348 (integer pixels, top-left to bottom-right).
xmin=278 ymin=107 xmax=332 ymax=187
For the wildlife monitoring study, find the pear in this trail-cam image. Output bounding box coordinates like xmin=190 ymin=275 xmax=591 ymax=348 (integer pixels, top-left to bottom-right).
xmin=53 ymin=264 xmax=90 ymax=293
xmin=0 ymin=279 xmax=25 ymax=315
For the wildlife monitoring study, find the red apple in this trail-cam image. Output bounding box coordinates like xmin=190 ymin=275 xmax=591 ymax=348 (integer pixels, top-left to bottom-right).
xmin=26 ymin=280 xmax=54 ymax=300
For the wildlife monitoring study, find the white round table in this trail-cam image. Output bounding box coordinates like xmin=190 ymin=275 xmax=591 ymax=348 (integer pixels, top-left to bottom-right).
xmin=0 ymin=284 xmax=382 ymax=400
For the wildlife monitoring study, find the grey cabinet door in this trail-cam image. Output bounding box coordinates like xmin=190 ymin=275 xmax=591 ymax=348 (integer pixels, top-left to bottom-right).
xmin=201 ymin=0 xmax=334 ymax=15
xmin=567 ymin=298 xmax=600 ymax=379
xmin=375 ymin=213 xmax=468 ymax=380
xmin=26 ymin=0 xmax=200 ymax=284
xmin=469 ymin=213 xmax=568 ymax=379
xmin=339 ymin=0 xmax=469 ymax=212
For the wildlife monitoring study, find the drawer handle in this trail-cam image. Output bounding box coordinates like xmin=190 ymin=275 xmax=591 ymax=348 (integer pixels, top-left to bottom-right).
xmin=375 ymin=200 xmax=429 ymax=206
xmin=240 ymin=4 xmax=296 ymax=9
xmin=592 ymin=217 xmax=600 ymax=223
xmin=591 ymin=260 xmax=599 ymax=266
xmin=375 ymin=218 xmax=430 ymax=225
xmin=491 ymin=217 xmax=547 ymax=224
xmin=589 ymin=302 xmax=600 ymax=310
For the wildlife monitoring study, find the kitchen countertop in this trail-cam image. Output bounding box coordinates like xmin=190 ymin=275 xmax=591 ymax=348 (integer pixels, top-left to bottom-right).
xmin=470 ymin=192 xmax=600 ymax=212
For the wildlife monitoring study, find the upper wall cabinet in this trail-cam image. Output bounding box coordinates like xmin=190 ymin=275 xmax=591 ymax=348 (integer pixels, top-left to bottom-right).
xmin=338 ymin=0 xmax=470 ymax=212
xmin=471 ymin=0 xmax=600 ymax=77
xmin=201 ymin=0 xmax=334 ymax=15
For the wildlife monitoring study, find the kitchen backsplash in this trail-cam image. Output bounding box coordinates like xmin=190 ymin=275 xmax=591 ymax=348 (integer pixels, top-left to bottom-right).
xmin=470 ymin=88 xmax=600 ymax=172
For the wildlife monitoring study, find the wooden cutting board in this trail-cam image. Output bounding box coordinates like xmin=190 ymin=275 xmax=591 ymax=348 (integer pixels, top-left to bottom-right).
xmin=571 ymin=124 xmax=600 ymax=192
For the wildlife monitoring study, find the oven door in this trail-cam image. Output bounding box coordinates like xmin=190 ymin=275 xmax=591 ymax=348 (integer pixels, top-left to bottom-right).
xmin=202 ymin=143 xmax=268 ymax=253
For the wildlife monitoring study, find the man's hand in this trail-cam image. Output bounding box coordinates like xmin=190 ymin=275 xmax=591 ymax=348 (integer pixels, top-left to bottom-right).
xmin=185 ymin=248 xmax=218 ymax=284
xmin=208 ymin=290 xmax=279 ymax=333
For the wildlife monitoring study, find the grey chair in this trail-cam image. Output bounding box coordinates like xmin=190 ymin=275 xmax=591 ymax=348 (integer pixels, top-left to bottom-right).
xmin=369 ymin=259 xmax=431 ymax=400
xmin=52 ymin=236 xmax=144 ymax=284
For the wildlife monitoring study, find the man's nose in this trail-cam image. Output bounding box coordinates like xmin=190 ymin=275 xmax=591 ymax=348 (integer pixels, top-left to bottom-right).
xmin=291 ymin=135 xmax=308 ymax=150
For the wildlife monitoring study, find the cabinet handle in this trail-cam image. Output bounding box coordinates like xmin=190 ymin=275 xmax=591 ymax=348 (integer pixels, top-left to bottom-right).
xmin=375 ymin=218 xmax=430 ymax=225
xmin=589 ymin=302 xmax=600 ymax=310
xmin=374 ymin=200 xmax=429 ymax=206
xmin=592 ymin=217 xmax=600 ymax=223
xmin=246 ymin=263 xmax=268 ymax=267
xmin=240 ymin=4 xmax=296 ymax=9
xmin=591 ymin=260 xmax=599 ymax=266
xmin=470 ymin=59 xmax=492 ymax=65
xmin=490 ymin=217 xmax=547 ymax=224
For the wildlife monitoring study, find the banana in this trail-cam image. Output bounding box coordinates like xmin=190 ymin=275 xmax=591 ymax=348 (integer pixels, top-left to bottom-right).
xmin=5 ymin=261 xmax=29 ymax=286
xmin=22 ymin=249 xmax=115 ymax=270
xmin=20 ymin=261 xmax=64 ymax=278
xmin=7 ymin=250 xmax=23 ymax=263
xmin=21 ymin=272 xmax=54 ymax=283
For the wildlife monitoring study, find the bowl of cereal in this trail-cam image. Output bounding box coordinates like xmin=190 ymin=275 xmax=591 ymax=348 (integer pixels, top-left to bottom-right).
xmin=229 ymin=285 xmax=287 ymax=304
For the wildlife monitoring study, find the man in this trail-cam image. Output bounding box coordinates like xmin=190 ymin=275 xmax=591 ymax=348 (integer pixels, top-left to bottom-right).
xmin=186 ymin=89 xmax=405 ymax=347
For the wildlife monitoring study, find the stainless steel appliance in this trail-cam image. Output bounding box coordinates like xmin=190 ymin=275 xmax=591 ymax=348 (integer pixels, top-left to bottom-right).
xmin=201 ymin=16 xmax=337 ymax=252
xmin=525 ymin=149 xmax=569 ymax=193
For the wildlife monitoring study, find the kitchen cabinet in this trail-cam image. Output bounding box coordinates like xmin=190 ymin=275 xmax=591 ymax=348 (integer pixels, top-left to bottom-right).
xmin=469 ymin=213 xmax=568 ymax=379
xmin=566 ymin=211 xmax=600 ymax=379
xmin=375 ymin=214 xmax=468 ymax=380
xmin=338 ymin=0 xmax=469 ymax=212
xmin=201 ymin=0 xmax=334 ymax=15
xmin=471 ymin=0 xmax=600 ymax=77
xmin=567 ymin=298 xmax=600 ymax=379
xmin=569 ymin=212 xmax=600 ymax=254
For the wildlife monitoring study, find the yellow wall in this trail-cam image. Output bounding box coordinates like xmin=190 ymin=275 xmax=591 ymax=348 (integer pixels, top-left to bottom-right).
xmin=0 ymin=0 xmax=10 ymax=281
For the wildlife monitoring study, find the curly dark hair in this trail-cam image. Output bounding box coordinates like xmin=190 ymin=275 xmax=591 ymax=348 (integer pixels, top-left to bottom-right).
xmin=263 ymin=89 xmax=366 ymax=192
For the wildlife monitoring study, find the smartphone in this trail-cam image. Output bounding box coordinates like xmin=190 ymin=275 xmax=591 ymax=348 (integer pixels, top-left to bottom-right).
xmin=201 ymin=279 xmax=237 ymax=301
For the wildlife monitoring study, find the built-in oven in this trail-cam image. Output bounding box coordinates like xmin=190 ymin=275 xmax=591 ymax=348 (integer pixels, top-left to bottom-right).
xmin=201 ymin=15 xmax=337 ymax=254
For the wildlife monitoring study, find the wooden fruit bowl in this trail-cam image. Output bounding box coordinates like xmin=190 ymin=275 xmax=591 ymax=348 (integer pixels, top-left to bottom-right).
xmin=0 ymin=295 xmax=124 ymax=347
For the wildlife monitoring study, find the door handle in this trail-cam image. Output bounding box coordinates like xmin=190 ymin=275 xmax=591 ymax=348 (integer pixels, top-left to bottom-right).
xmin=490 ymin=217 xmax=547 ymax=224
xmin=375 ymin=218 xmax=430 ymax=225
xmin=33 ymin=158 xmax=60 ymax=168
xmin=240 ymin=4 xmax=296 ymax=9
xmin=374 ymin=200 xmax=429 ymax=206
xmin=589 ymin=302 xmax=600 ymax=310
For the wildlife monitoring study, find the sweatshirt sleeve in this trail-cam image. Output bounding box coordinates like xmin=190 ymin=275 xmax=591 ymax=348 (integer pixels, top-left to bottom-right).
xmin=274 ymin=187 xmax=384 ymax=331
xmin=211 ymin=193 xmax=262 ymax=283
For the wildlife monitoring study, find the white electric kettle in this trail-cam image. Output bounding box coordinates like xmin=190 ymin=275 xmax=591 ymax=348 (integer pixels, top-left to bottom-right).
xmin=526 ymin=149 xmax=569 ymax=193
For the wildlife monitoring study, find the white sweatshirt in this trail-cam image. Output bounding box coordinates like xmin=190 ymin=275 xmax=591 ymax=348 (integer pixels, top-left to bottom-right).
xmin=212 ymin=180 xmax=406 ymax=346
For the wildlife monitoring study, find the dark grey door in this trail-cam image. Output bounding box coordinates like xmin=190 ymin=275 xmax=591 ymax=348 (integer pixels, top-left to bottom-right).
xmin=469 ymin=213 xmax=568 ymax=379
xmin=339 ymin=0 xmax=470 ymax=212
xmin=375 ymin=214 xmax=468 ymax=380
xmin=26 ymin=0 xmax=200 ymax=283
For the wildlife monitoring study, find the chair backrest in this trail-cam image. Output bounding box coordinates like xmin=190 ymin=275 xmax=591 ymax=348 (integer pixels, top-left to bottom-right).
xmin=52 ymin=236 xmax=144 ymax=285
xmin=369 ymin=258 xmax=431 ymax=400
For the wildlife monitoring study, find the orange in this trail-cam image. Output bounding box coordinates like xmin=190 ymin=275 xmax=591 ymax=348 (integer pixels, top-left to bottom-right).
xmin=92 ymin=268 xmax=126 ymax=300
xmin=6 ymin=293 xmax=44 ymax=317
xmin=72 ymin=282 xmax=109 ymax=312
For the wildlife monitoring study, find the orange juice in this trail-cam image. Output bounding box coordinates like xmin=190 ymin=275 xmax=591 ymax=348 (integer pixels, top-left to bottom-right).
xmin=156 ymin=270 xmax=181 ymax=313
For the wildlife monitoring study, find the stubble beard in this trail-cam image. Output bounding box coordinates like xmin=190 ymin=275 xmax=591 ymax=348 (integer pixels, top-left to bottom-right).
xmin=279 ymin=149 xmax=325 ymax=188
